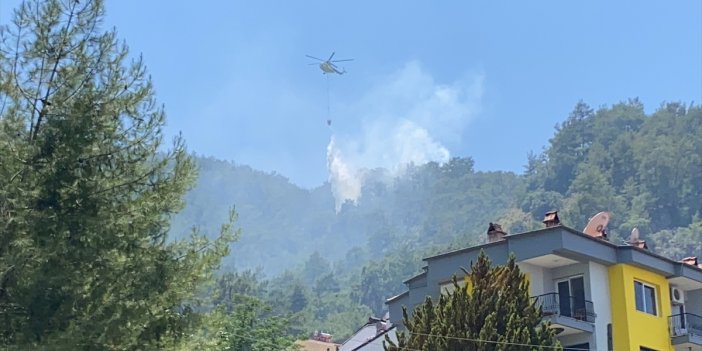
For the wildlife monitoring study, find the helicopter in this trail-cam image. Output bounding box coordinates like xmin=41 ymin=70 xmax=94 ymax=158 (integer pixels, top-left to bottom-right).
xmin=306 ymin=52 xmax=353 ymax=75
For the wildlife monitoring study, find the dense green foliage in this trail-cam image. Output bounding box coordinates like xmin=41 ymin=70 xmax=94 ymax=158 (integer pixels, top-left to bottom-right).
xmin=173 ymin=100 xmax=702 ymax=341
xmin=2 ymin=1 xmax=701 ymax=347
xmin=521 ymin=100 xmax=702 ymax=253
xmin=0 ymin=1 xmax=292 ymax=349
xmin=171 ymin=157 xmax=522 ymax=275
xmin=170 ymin=157 xmax=522 ymax=339
xmin=385 ymin=251 xmax=561 ymax=351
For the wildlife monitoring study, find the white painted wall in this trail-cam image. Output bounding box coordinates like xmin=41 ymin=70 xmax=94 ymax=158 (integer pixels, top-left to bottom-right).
xmin=518 ymin=262 xmax=545 ymax=296
xmin=589 ymin=261 xmax=613 ymax=351
xmin=558 ymin=333 xmax=592 ymax=348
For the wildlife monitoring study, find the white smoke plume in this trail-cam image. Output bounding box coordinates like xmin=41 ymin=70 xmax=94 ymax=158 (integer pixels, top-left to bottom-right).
xmin=326 ymin=136 xmax=364 ymax=211
xmin=327 ymin=61 xmax=484 ymax=211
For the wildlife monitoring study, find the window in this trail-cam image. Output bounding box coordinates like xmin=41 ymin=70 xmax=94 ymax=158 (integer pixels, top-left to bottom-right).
xmin=556 ymin=276 xmax=586 ymax=319
xmin=634 ymin=281 xmax=657 ymax=315
xmin=640 ymin=347 xmax=657 ymax=351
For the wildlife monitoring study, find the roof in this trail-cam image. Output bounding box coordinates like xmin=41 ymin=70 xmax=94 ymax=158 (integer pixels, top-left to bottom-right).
xmin=421 ymin=224 xmax=702 ymax=281
xmin=297 ymin=339 xmax=340 ymax=351
xmin=402 ymin=271 xmax=427 ymax=284
xmin=385 ymin=290 xmax=408 ymax=303
xmin=349 ymin=326 xmax=396 ymax=351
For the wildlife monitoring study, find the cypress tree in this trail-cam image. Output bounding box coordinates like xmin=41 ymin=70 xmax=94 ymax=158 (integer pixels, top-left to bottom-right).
xmin=0 ymin=0 xmax=235 ymax=349
xmin=385 ymin=251 xmax=561 ymax=351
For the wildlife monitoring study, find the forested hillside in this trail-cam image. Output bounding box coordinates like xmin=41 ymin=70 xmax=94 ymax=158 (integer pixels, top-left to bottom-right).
xmin=518 ymin=100 xmax=702 ymax=257
xmin=172 ymin=100 xmax=702 ymax=340
xmin=171 ymin=156 xmax=522 ymax=275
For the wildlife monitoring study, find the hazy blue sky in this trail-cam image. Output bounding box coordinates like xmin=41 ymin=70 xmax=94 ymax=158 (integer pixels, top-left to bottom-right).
xmin=2 ymin=1 xmax=701 ymax=188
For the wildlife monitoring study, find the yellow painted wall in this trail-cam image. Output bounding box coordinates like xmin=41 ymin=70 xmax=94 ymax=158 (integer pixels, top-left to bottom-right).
xmin=523 ymin=272 xmax=531 ymax=293
xmin=608 ymin=264 xmax=673 ymax=351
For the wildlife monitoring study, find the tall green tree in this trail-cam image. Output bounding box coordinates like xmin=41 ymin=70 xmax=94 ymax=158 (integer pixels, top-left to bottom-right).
xmin=0 ymin=0 xmax=234 ymax=349
xmin=650 ymin=215 xmax=702 ymax=260
xmin=198 ymin=275 xmax=295 ymax=351
xmin=385 ymin=251 xmax=561 ymax=351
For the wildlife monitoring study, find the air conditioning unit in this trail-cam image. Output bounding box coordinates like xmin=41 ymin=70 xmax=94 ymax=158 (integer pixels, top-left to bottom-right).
xmin=670 ymin=286 xmax=685 ymax=305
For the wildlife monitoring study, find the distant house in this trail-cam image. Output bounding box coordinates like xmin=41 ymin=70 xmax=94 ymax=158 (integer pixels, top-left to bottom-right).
xmin=296 ymin=330 xmax=340 ymax=351
xmin=339 ymin=316 xmax=397 ymax=351
xmin=296 ymin=339 xmax=340 ymax=351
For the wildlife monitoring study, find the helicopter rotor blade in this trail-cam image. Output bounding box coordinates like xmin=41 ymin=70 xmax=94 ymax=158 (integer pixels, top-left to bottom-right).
xmin=305 ymin=55 xmax=326 ymax=62
xmin=331 ymin=59 xmax=354 ymax=62
xmin=328 ymin=52 xmax=335 ymax=61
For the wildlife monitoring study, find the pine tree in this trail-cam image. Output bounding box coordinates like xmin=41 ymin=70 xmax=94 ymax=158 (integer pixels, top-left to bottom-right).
xmin=0 ymin=0 xmax=235 ymax=349
xmin=385 ymin=251 xmax=561 ymax=351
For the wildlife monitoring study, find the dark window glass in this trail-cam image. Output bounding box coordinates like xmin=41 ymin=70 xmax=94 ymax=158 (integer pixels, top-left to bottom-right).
xmin=644 ymin=285 xmax=656 ymax=315
xmin=558 ymin=280 xmax=571 ymax=317
xmin=634 ymin=281 xmax=644 ymax=311
xmin=634 ymin=281 xmax=657 ymax=315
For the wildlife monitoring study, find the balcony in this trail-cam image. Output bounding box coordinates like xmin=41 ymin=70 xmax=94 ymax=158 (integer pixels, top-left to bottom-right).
xmin=670 ymin=313 xmax=702 ymax=350
xmin=532 ymin=293 xmax=596 ymax=335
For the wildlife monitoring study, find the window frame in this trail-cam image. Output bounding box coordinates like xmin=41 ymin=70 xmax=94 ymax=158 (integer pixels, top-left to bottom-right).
xmin=633 ymin=280 xmax=658 ymax=316
xmin=554 ymin=275 xmax=585 ymax=297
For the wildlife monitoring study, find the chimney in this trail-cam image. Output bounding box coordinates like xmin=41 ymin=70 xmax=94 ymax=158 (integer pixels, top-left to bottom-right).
xmin=682 ymin=256 xmax=699 ymax=266
xmin=630 ymin=239 xmax=647 ymax=249
xmin=487 ymin=222 xmax=507 ymax=243
xmin=375 ymin=320 xmax=388 ymax=335
xmin=629 ymin=238 xmax=648 ymax=250
xmin=543 ymin=211 xmax=561 ymax=228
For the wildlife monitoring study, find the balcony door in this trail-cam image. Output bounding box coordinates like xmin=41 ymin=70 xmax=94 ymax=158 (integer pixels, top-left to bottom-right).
xmin=556 ymin=276 xmax=585 ymax=319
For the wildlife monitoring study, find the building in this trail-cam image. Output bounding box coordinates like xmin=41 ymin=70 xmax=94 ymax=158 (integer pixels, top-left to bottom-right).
xmin=339 ymin=316 xmax=397 ymax=351
xmin=386 ymin=212 xmax=702 ymax=351
xmin=297 ymin=331 xmax=340 ymax=351
xmin=296 ymin=339 xmax=340 ymax=351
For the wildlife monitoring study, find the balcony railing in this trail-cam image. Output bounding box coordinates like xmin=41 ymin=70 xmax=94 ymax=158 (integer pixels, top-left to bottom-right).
xmin=532 ymin=292 xmax=596 ymax=323
xmin=670 ymin=313 xmax=702 ymax=337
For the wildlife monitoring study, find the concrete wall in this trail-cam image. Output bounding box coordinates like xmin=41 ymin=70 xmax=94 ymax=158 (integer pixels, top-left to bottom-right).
xmin=589 ymin=261 xmax=613 ymax=351
xmin=407 ymin=284 xmax=429 ymax=313
xmin=558 ymin=333 xmax=592 ymax=349
xmin=387 ymin=294 xmax=407 ymax=327
xmin=608 ymin=263 xmax=673 ymax=351
xmin=425 ymin=244 xmax=509 ymax=301
xmin=517 ymin=262 xmax=545 ymax=296
xmin=686 ymin=288 xmax=702 ymax=315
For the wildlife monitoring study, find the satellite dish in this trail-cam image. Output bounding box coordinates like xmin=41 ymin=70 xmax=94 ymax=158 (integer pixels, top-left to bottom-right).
xmin=583 ymin=211 xmax=609 ymax=238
